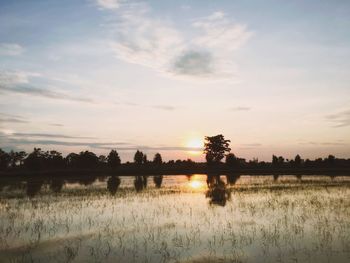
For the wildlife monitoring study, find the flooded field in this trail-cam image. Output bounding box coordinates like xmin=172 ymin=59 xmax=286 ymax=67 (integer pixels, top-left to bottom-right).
xmin=0 ymin=175 xmax=349 ymax=263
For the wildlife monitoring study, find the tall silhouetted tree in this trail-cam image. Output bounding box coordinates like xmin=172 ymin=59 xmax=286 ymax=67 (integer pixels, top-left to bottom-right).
xmin=153 ymin=153 xmax=162 ymax=165
xmin=142 ymin=154 xmax=148 ymax=164
xmin=107 ymin=150 xmax=121 ymax=168
xmin=134 ymin=150 xmax=144 ymax=165
xmin=204 ymin=134 xmax=231 ymax=164
xmin=272 ymin=155 xmax=278 ymax=166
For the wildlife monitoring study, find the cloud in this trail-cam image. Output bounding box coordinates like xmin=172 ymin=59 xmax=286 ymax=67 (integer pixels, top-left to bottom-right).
xmin=150 ymin=105 xmax=176 ymax=111
xmin=172 ymin=50 xmax=214 ymax=76
xmin=107 ymin=5 xmax=252 ymax=82
xmin=10 ymin=132 xmax=96 ymax=140
xmin=0 ymin=117 xmax=29 ymax=124
xmin=95 ymin=0 xmax=120 ymax=10
xmin=0 ymin=43 xmax=24 ymax=56
xmin=326 ymin=109 xmax=350 ymax=127
xmin=0 ymin=113 xmax=28 ymax=124
xmin=230 ymin=106 xmax=251 ymax=111
xmin=0 ymin=70 xmax=94 ymax=103
xmin=2 ymin=135 xmax=202 ymax=152
xmin=299 ymin=141 xmax=348 ymax=146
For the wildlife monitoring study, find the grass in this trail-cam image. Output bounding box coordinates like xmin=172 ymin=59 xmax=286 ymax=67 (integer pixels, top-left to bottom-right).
xmin=0 ymin=175 xmax=349 ymax=262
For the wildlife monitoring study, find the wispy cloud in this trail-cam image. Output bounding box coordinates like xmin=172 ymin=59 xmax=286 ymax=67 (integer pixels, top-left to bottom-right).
xmin=0 ymin=43 xmax=24 ymax=56
xmin=230 ymin=106 xmax=251 ymax=111
xmin=326 ymin=109 xmax=350 ymax=127
xmin=95 ymin=0 xmax=121 ymax=10
xmin=299 ymin=141 xmax=348 ymax=146
xmin=150 ymin=105 xmax=176 ymax=111
xmin=0 ymin=70 xmax=94 ymax=103
xmin=0 ymin=113 xmax=28 ymax=124
xmin=0 ymin=117 xmax=29 ymax=124
xmin=10 ymin=132 xmax=96 ymax=140
xmin=107 ymin=4 xmax=252 ymax=82
xmin=2 ymin=135 xmax=203 ymax=152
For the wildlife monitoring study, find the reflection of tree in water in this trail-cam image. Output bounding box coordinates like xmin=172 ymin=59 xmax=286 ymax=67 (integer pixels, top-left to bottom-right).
xmin=142 ymin=175 xmax=148 ymax=188
xmin=107 ymin=176 xmax=121 ymax=195
xmin=273 ymin=174 xmax=279 ymax=181
xmin=186 ymin=174 xmax=193 ymax=181
xmin=206 ymin=174 xmax=231 ymax=206
xmin=226 ymin=174 xmax=240 ymax=186
xmin=78 ymin=176 xmax=97 ymax=186
xmin=296 ymin=174 xmax=302 ymax=181
xmin=26 ymin=180 xmax=44 ymax=197
xmin=153 ymin=175 xmax=163 ymax=188
xmin=134 ymin=176 xmax=147 ymax=192
xmin=50 ymin=179 xmax=64 ymax=193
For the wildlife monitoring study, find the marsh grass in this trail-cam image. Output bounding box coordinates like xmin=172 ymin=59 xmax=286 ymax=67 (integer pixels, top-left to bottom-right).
xmin=0 ymin=175 xmax=349 ymax=262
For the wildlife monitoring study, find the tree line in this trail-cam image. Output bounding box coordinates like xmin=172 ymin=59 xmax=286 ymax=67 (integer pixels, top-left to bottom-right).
xmin=1 ymin=134 xmax=349 ymax=171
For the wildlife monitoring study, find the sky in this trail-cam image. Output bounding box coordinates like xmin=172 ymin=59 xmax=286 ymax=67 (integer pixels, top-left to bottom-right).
xmin=0 ymin=0 xmax=350 ymax=162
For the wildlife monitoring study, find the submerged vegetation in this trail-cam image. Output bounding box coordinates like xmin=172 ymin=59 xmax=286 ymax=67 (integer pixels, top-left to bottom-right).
xmin=0 ymin=175 xmax=349 ymax=262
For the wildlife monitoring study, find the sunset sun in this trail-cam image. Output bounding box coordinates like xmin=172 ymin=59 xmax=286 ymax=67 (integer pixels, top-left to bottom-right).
xmin=186 ymin=137 xmax=204 ymax=155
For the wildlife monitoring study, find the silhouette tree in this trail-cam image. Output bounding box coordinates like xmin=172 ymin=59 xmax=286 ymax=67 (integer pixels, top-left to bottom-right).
xmin=226 ymin=153 xmax=240 ymax=168
xmin=326 ymin=155 xmax=335 ymax=166
xmin=142 ymin=154 xmax=148 ymax=164
xmin=204 ymin=135 xmax=231 ymax=164
xmin=153 ymin=153 xmax=162 ymax=165
xmin=294 ymin=154 xmax=302 ymax=167
xmin=24 ymin=148 xmax=45 ymax=170
xmin=77 ymin=151 xmax=99 ymax=168
xmin=46 ymin=150 xmax=65 ymax=169
xmin=107 ymin=150 xmax=121 ymax=168
xmin=134 ymin=150 xmax=144 ymax=165
xmin=0 ymin=148 xmax=11 ymax=170
xmin=66 ymin=153 xmax=79 ymax=168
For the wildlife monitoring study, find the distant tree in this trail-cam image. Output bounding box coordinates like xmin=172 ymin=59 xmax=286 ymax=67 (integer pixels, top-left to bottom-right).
xmin=134 ymin=150 xmax=144 ymax=165
xmin=226 ymin=153 xmax=240 ymax=168
xmin=272 ymin=155 xmax=278 ymax=166
xmin=107 ymin=150 xmax=121 ymax=168
xmin=142 ymin=154 xmax=148 ymax=164
xmin=24 ymin=148 xmax=45 ymax=170
xmin=294 ymin=154 xmax=302 ymax=167
xmin=153 ymin=153 xmax=162 ymax=165
xmin=326 ymin=155 xmax=335 ymax=166
xmin=46 ymin=150 xmax=64 ymax=168
xmin=0 ymin=149 xmax=10 ymax=170
xmin=66 ymin=153 xmax=79 ymax=168
xmin=78 ymin=151 xmax=99 ymax=168
xmin=204 ymin=134 xmax=231 ymax=164
xmin=278 ymin=156 xmax=284 ymax=164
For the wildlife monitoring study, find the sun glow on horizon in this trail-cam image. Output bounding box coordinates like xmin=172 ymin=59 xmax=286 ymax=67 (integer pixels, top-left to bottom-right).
xmin=186 ymin=137 xmax=204 ymax=155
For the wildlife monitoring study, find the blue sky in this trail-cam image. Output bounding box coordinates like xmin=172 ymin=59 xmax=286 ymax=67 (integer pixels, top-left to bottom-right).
xmin=1 ymin=0 xmax=350 ymax=161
